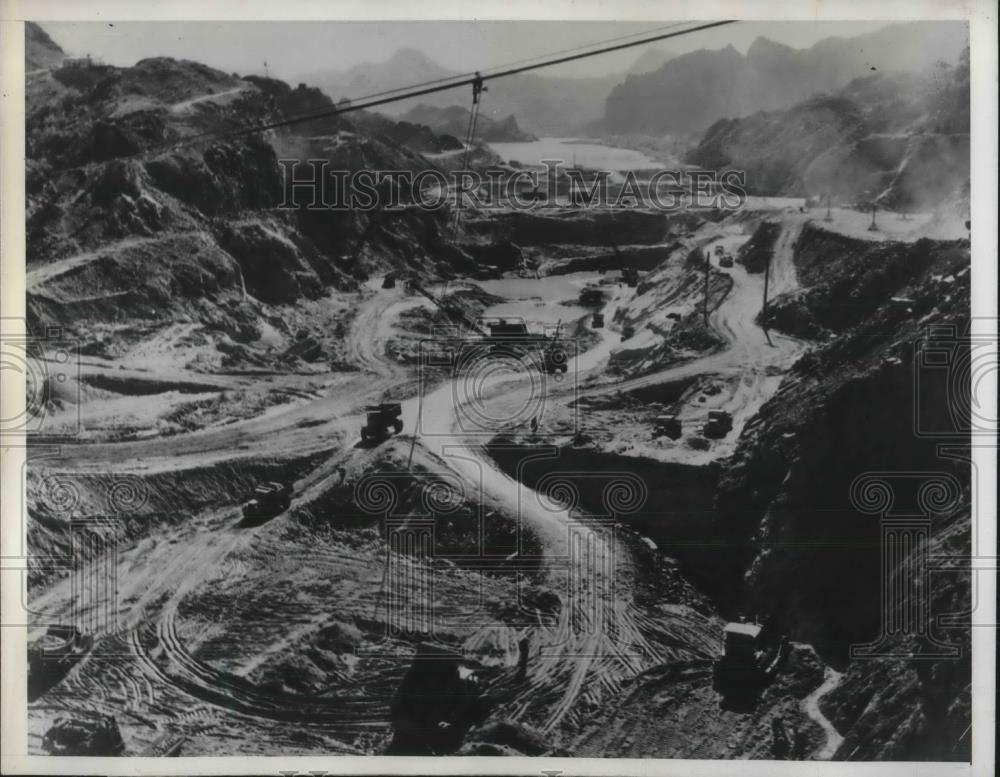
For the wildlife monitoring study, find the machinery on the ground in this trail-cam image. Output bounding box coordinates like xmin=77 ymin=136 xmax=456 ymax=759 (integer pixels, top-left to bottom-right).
xmin=382 ymin=273 xmax=396 ymax=289
xmin=592 ymin=313 xmax=605 ymax=329
xmin=712 ymin=620 xmax=783 ymax=695
xmin=387 ymin=642 xmax=487 ymax=755
xmin=542 ymin=343 xmax=569 ymax=374
xmin=242 ymin=481 xmax=292 ymax=522
xmin=703 ymin=410 xmax=733 ymax=439
xmin=29 ymin=625 xmax=93 ymax=677
xmin=719 ymin=255 xmax=734 ymax=268
xmin=621 ymin=267 xmax=640 ymax=287
xmin=42 ymin=715 xmax=125 ymax=756
xmin=653 ymin=413 xmax=683 ymax=440
xmin=361 ymin=402 xmax=404 ymax=443
xmin=714 ymin=244 xmax=725 ymax=257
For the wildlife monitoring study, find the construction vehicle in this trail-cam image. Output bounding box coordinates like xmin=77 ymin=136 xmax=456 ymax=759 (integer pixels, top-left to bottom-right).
xmin=653 ymin=414 xmax=682 ymax=440
xmin=712 ymin=621 xmax=782 ymax=695
xmin=719 ymin=255 xmax=734 ymax=269
xmin=361 ymin=402 xmax=403 ymax=443
xmin=388 ymin=642 xmax=487 ymax=755
xmin=714 ymin=245 xmax=726 ymax=257
xmin=142 ymin=732 xmax=187 ymax=757
xmin=592 ymin=313 xmax=605 ymax=329
xmin=542 ymin=344 xmax=569 ymax=374
xmin=29 ymin=625 xmax=93 ymax=677
xmin=43 ymin=715 xmax=124 ymax=756
xmin=703 ymin=410 xmax=733 ymax=439
xmin=486 ymin=318 xmax=548 ymax=357
xmin=621 ymin=267 xmax=640 ymax=288
xmin=382 ymin=273 xmax=396 ymax=289
xmin=242 ymin=481 xmax=292 ymax=523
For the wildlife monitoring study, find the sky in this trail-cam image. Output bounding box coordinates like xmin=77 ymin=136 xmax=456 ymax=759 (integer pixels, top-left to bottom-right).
xmin=39 ymin=20 xmax=901 ymax=81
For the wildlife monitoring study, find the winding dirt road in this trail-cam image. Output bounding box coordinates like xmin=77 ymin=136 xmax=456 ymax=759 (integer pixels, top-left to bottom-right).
xmin=29 ymin=214 xmax=827 ymax=752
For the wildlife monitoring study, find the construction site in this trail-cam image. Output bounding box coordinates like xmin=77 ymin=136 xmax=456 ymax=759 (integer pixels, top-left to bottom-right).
xmin=14 ymin=17 xmax=977 ymax=762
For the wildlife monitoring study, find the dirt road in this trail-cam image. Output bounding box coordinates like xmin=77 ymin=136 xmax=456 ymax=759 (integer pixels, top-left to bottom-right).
xmin=28 ymin=209 xmax=832 ymax=754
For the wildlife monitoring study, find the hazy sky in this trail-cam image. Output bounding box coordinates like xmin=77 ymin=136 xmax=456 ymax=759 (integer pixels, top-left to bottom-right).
xmin=40 ymin=20 xmax=900 ymax=80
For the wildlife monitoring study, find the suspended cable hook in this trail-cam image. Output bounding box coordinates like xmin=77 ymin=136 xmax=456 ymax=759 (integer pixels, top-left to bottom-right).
xmin=472 ymin=71 xmax=487 ymax=104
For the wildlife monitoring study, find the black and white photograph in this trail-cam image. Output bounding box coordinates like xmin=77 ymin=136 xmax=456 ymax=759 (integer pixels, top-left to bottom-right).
xmin=0 ymin=2 xmax=995 ymax=773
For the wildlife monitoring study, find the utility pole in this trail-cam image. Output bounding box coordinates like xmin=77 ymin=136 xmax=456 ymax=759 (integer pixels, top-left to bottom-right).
xmin=762 ymin=249 xmax=773 ymax=347
xmin=762 ymin=247 xmax=771 ymax=318
xmin=703 ymin=250 xmax=711 ymax=324
xmin=824 ymin=192 xmax=833 ymax=222
xmin=868 ymin=202 xmax=878 ymax=232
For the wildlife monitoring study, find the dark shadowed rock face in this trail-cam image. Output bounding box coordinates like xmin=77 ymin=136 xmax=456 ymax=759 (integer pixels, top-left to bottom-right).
xmin=709 ymin=226 xmax=971 ymax=760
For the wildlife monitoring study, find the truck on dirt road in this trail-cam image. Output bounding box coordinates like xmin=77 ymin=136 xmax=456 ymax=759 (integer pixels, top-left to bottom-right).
xmin=703 ymin=410 xmax=733 ymax=439
xmin=361 ymin=402 xmax=404 ymax=443
xmin=719 ymin=255 xmax=734 ymax=268
xmin=42 ymin=715 xmax=124 ymax=756
xmin=712 ymin=621 xmax=783 ymax=697
xmin=653 ymin=413 xmax=683 ymax=440
xmin=242 ymin=481 xmax=292 ymax=523
xmin=541 ymin=344 xmax=569 ymax=374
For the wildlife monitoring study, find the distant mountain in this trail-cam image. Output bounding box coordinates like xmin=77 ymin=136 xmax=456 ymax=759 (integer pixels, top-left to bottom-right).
xmin=26 ymin=21 xmax=65 ymax=71
xmin=604 ymin=21 xmax=969 ymax=137
xmin=627 ymin=47 xmax=676 ymax=74
xmin=399 ymin=104 xmax=536 ymax=142
xmin=685 ymin=46 xmax=970 ymax=210
xmin=299 ymin=51 xmax=619 ymax=136
xmin=316 ymin=48 xmax=454 ymax=101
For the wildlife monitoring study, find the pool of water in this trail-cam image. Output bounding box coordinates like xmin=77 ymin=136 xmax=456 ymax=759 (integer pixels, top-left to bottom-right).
xmin=489 ymin=138 xmax=664 ymax=172
xmin=478 ymin=271 xmax=603 ymax=330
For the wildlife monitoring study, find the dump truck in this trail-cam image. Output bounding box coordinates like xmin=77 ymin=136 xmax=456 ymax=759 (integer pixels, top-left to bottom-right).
xmin=382 ymin=273 xmax=396 ymax=289
xmin=29 ymin=625 xmax=93 ymax=677
xmin=653 ymin=414 xmax=682 ymax=440
xmin=361 ymin=402 xmax=403 ymax=443
xmin=592 ymin=313 xmax=605 ymax=329
xmin=719 ymin=255 xmax=734 ymax=268
xmin=43 ymin=715 xmax=124 ymax=756
xmin=712 ymin=621 xmax=781 ymax=695
xmin=703 ymin=410 xmax=733 ymax=439
xmin=242 ymin=481 xmax=292 ymax=523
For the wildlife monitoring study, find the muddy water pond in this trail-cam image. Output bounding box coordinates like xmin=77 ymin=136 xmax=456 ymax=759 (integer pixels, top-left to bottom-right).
xmin=476 ymin=271 xmax=607 ymax=329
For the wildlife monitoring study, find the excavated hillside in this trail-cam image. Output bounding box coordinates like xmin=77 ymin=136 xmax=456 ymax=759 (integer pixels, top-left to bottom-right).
xmin=712 ymin=224 xmax=973 ymax=759
xmin=25 ymin=55 xmax=481 ymax=369
xmin=686 ymin=48 xmax=970 ymax=210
